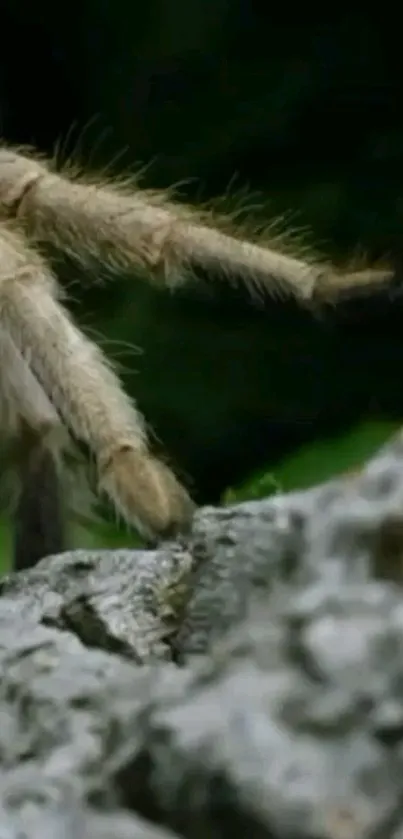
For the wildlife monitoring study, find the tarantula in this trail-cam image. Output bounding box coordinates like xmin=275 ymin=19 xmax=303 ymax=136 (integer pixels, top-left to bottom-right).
xmin=0 ymin=143 xmax=395 ymax=564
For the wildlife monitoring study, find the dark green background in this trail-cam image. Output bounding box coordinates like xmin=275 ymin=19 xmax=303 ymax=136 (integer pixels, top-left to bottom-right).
xmin=1 ymin=6 xmax=403 ymax=556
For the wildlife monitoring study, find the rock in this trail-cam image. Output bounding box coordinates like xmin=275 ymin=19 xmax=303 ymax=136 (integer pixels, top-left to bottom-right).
xmin=0 ymin=546 xmax=194 ymax=663
xmin=1 ymin=434 xmax=403 ymax=836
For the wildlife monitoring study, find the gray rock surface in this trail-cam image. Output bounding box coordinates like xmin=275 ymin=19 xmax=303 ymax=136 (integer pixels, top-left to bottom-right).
xmin=2 ymin=434 xmax=403 ymax=836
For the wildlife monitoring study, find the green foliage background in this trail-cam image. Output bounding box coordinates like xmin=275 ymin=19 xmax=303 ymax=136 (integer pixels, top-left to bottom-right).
xmin=1 ymin=6 xmax=403 ymax=568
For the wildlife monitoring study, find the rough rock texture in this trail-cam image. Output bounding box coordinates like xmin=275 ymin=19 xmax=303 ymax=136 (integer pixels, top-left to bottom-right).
xmin=3 ymin=434 xmax=403 ymax=836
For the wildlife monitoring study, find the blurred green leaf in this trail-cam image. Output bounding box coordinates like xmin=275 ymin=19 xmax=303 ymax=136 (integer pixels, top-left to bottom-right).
xmin=224 ymin=420 xmax=400 ymax=503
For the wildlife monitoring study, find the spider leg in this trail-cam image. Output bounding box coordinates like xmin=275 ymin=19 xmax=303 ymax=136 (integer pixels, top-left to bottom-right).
xmin=0 ymin=222 xmax=195 ymax=541
xmin=0 ymin=317 xmax=67 ymax=568
xmin=0 ymin=321 xmax=64 ymax=441
xmin=0 ymin=144 xmax=395 ymax=305
xmin=13 ymin=426 xmax=66 ymax=569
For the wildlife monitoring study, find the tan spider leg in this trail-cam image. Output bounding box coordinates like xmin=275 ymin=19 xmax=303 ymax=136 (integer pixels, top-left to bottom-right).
xmin=0 ymin=147 xmax=321 ymax=299
xmin=0 ymin=145 xmax=394 ymax=304
xmin=0 ymin=223 xmax=194 ymax=539
xmin=0 ymin=324 xmax=64 ymax=444
xmin=0 ymin=321 xmax=67 ymax=566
